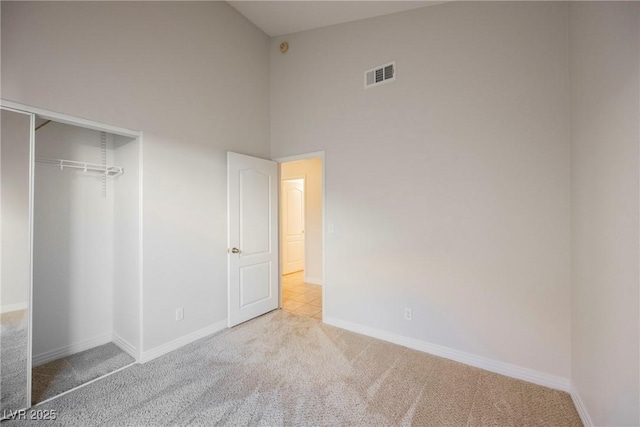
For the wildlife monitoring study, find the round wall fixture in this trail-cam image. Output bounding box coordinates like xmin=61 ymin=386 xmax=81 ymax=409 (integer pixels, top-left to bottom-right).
xmin=280 ymin=41 xmax=289 ymax=54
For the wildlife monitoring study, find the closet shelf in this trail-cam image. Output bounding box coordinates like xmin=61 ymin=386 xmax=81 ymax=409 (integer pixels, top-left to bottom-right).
xmin=35 ymin=157 xmax=124 ymax=177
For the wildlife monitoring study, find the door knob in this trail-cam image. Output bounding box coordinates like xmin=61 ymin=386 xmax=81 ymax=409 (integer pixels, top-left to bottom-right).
xmin=231 ymin=247 xmax=241 ymax=254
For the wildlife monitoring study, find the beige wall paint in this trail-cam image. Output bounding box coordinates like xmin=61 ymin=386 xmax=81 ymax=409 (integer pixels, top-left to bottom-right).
xmin=0 ymin=1 xmax=270 ymax=351
xmin=569 ymin=2 xmax=640 ymax=425
xmin=271 ymin=1 xmax=571 ymax=378
xmin=281 ymin=158 xmax=323 ymax=284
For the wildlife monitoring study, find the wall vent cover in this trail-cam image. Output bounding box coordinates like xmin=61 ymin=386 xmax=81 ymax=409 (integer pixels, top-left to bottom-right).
xmin=365 ymin=61 xmax=396 ymax=88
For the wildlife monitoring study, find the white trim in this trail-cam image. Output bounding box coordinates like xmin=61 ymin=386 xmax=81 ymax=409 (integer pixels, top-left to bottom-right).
xmin=570 ymin=384 xmax=594 ymax=427
xmin=112 ymin=333 xmax=137 ymax=360
xmin=0 ymin=301 xmax=28 ymax=314
xmin=137 ymin=133 xmax=144 ymax=363
xmin=27 ymin=111 xmax=35 ymax=407
xmin=227 ymin=153 xmax=233 ymax=320
xmin=274 ymin=151 xmax=326 ymax=320
xmin=140 ymin=320 xmax=227 ymax=363
xmin=0 ymin=100 xmax=140 ymax=138
xmin=277 ymin=169 xmax=283 ymax=308
xmin=0 ymin=105 xmax=34 ymax=116
xmin=304 ymin=276 xmax=323 ymax=285
xmin=32 ymin=333 xmax=113 ymax=367
xmin=274 ymin=151 xmax=325 ymax=164
xmin=324 ymin=316 xmax=571 ymax=392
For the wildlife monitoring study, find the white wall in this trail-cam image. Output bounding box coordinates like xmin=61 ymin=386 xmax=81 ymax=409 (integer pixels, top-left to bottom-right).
xmin=112 ymin=135 xmax=139 ymax=353
xmin=281 ymin=158 xmax=323 ymax=284
xmin=271 ymin=1 xmax=571 ymax=379
xmin=1 ymin=109 xmax=31 ymax=312
xmin=33 ymin=123 xmax=115 ymax=356
xmin=569 ymin=3 xmax=640 ymax=425
xmin=1 ymin=1 xmax=270 ymax=352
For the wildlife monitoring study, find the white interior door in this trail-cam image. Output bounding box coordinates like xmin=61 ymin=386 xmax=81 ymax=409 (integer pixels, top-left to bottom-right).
xmin=227 ymin=152 xmax=278 ymax=327
xmin=282 ymin=179 xmax=305 ymax=275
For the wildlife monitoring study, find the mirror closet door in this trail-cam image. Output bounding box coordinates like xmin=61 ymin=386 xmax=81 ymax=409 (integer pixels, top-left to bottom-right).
xmin=1 ymin=107 xmax=34 ymax=415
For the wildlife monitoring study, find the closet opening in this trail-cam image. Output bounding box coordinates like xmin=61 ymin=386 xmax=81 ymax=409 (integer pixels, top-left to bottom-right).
xmin=278 ymin=155 xmax=324 ymax=321
xmin=30 ymin=117 xmax=140 ymax=404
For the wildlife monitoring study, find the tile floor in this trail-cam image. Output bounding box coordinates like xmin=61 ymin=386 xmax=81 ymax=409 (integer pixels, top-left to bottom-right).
xmin=281 ymin=271 xmax=322 ymax=320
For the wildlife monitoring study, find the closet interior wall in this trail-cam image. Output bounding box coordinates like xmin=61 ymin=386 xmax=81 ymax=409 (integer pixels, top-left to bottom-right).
xmin=112 ymin=134 xmax=139 ymax=354
xmin=33 ymin=121 xmax=138 ymax=363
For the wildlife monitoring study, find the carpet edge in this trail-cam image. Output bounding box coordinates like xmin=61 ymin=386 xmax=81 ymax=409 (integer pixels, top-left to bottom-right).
xmin=323 ymin=316 xmax=572 ymax=392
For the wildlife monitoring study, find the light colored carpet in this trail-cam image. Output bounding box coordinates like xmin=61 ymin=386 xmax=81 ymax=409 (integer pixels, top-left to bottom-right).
xmin=32 ymin=342 xmax=135 ymax=404
xmin=9 ymin=311 xmax=581 ymax=426
xmin=1 ymin=310 xmax=29 ymax=412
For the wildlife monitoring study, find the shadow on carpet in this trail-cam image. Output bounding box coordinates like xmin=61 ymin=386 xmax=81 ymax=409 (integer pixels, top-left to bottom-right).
xmin=32 ymin=342 xmax=135 ymax=404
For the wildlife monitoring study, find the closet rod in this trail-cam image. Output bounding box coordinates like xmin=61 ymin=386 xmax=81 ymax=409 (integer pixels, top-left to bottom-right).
xmin=35 ymin=120 xmax=52 ymax=131
xmin=35 ymin=157 xmax=124 ymax=177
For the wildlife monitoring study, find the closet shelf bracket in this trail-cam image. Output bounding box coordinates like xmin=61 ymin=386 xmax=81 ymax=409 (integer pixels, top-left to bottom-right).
xmin=35 ymin=157 xmax=124 ymax=177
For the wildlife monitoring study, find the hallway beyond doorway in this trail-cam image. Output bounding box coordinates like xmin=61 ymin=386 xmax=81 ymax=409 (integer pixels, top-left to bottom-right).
xmin=281 ymin=272 xmax=322 ymax=320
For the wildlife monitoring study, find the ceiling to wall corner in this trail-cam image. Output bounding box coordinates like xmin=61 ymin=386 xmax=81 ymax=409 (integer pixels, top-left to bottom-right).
xmin=227 ymin=1 xmax=444 ymax=37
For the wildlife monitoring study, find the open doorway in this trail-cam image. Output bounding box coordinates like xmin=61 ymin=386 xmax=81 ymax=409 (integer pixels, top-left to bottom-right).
xmin=278 ymin=155 xmax=324 ymax=321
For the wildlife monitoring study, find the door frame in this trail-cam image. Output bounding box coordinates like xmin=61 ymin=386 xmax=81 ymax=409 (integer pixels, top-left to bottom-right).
xmin=280 ymin=176 xmax=306 ymax=276
xmin=273 ymin=151 xmax=326 ymax=319
xmin=0 ymin=99 xmax=144 ymax=368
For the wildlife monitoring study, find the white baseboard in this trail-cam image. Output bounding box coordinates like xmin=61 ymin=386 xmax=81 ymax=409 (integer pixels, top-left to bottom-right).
xmin=112 ymin=333 xmax=137 ymax=360
xmin=1 ymin=302 xmax=27 ymax=314
xmin=32 ymin=333 xmax=112 ymax=367
xmin=304 ymin=276 xmax=323 ymax=285
xmin=323 ymin=316 xmax=571 ymax=392
xmin=570 ymin=384 xmax=593 ymax=426
xmin=140 ymin=320 xmax=227 ymax=363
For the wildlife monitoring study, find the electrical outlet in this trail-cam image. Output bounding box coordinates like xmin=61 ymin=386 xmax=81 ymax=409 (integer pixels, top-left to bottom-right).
xmin=328 ymin=223 xmax=335 ymax=234
xmin=176 ymin=307 xmax=184 ymax=321
xmin=404 ymin=308 xmax=412 ymax=321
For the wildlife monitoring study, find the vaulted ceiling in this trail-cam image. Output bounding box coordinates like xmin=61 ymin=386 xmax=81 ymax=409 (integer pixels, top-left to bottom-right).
xmin=227 ymin=1 xmax=441 ymax=37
